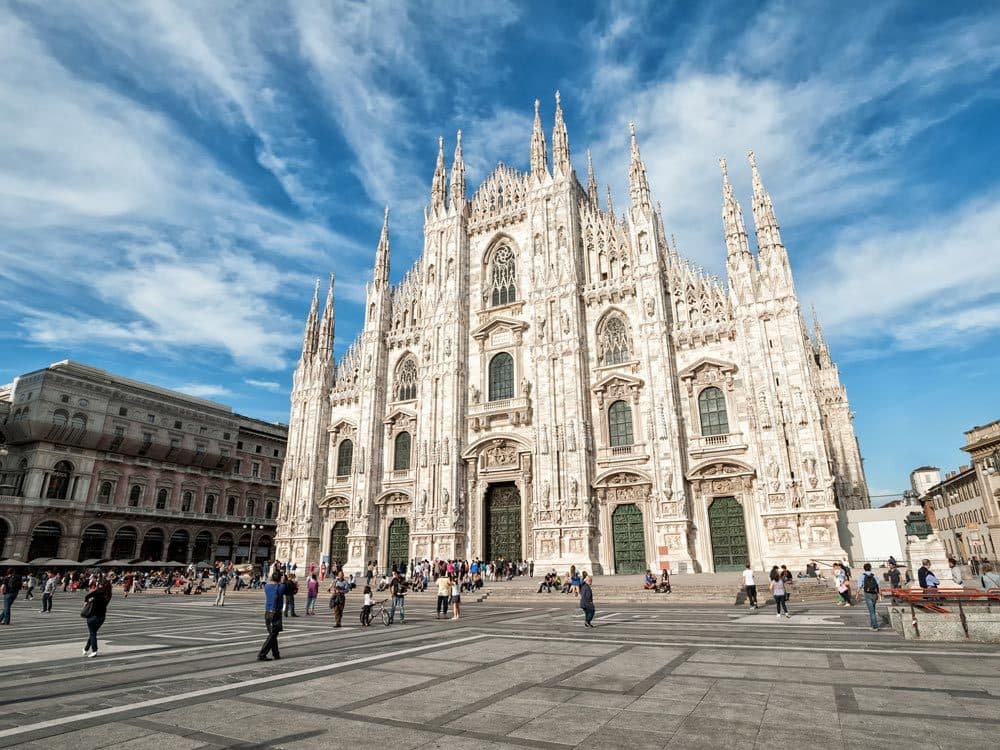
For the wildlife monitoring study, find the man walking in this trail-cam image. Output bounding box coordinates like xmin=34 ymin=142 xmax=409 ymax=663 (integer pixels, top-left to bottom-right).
xmin=329 ymin=570 xmax=350 ymax=627
xmin=388 ymin=571 xmax=407 ymax=624
xmin=1 ymin=569 xmax=23 ymax=625
xmin=24 ymin=573 xmax=37 ymax=601
xmin=41 ymin=570 xmax=58 ymax=613
xmin=214 ymin=569 xmax=229 ymax=606
xmin=857 ymin=562 xmax=882 ymax=631
xmin=580 ymin=575 xmax=596 ymax=627
xmin=257 ymin=571 xmax=286 ymax=661
xmin=283 ymin=574 xmax=299 ymax=617
xmin=741 ymin=563 xmax=758 ymax=611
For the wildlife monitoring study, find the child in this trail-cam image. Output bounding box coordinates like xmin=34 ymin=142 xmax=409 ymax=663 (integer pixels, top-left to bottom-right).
xmin=360 ymin=585 xmax=373 ymax=627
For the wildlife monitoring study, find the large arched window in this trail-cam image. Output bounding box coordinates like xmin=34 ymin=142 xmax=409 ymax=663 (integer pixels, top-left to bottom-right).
xmin=336 ymin=439 xmax=354 ymax=477
xmin=46 ymin=460 xmax=74 ymax=500
xmin=599 ymin=313 xmax=633 ymax=365
xmin=395 ymin=356 xmax=418 ymax=401
xmin=698 ymin=386 xmax=729 ymax=436
xmin=52 ymin=409 xmax=69 ymax=427
xmin=246 ymin=499 xmax=256 ymax=517
xmin=608 ymin=400 xmax=634 ymax=447
xmin=205 ymin=494 xmax=216 ymax=514
xmin=490 ymin=245 xmax=516 ymax=307
xmin=156 ymin=488 xmax=168 ymax=510
xmin=488 ymin=352 xmax=515 ymax=401
xmin=128 ymin=485 xmax=142 ymax=507
xmin=226 ymin=496 xmax=237 ymax=516
xmin=181 ymin=491 xmax=193 ymax=512
xmin=264 ymin=500 xmax=274 ymax=519
xmin=393 ymin=431 xmax=411 ymax=471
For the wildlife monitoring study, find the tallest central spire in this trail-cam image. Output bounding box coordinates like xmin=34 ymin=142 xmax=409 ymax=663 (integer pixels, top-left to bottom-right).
xmin=551 ymin=91 xmax=571 ymax=177
xmin=530 ymin=98 xmax=549 ymax=178
xmin=628 ymin=122 xmax=651 ymax=212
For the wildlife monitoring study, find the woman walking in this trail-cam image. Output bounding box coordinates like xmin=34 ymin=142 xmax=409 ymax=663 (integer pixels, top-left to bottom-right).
xmin=450 ymin=575 xmax=462 ymax=620
xmin=305 ymin=573 xmax=319 ymax=615
xmin=83 ymin=577 xmax=112 ymax=658
xmin=770 ymin=567 xmax=789 ymax=619
xmin=834 ymin=563 xmax=852 ymax=607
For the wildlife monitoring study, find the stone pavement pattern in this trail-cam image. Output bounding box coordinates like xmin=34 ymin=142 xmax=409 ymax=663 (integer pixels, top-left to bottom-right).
xmin=0 ymin=590 xmax=998 ymax=749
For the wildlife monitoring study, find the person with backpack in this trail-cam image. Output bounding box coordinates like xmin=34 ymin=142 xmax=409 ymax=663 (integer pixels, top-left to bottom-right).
xmin=857 ymin=563 xmax=882 ymax=631
xmin=0 ymin=569 xmax=23 ymax=625
xmin=283 ymin=573 xmax=299 ymax=617
xmin=214 ymin=570 xmax=229 ymax=606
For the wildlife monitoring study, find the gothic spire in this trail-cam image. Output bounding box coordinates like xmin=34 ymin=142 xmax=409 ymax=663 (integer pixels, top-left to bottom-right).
xmin=374 ymin=206 xmax=390 ymax=290
xmin=551 ymin=91 xmax=571 ymax=177
xmin=586 ymin=149 xmax=599 ymax=205
xmin=316 ymin=273 xmax=335 ymax=360
xmin=431 ymin=136 xmax=447 ymax=212
xmin=721 ymin=157 xmax=752 ymax=261
xmin=628 ymin=122 xmax=651 ymax=212
xmin=450 ymin=129 xmax=465 ymax=210
xmin=300 ymin=278 xmax=321 ymax=360
xmin=811 ymin=306 xmax=833 ymax=367
xmin=748 ymin=150 xmax=784 ymax=255
xmin=605 ymin=184 xmax=615 ymax=216
xmin=529 ymin=98 xmax=549 ymax=178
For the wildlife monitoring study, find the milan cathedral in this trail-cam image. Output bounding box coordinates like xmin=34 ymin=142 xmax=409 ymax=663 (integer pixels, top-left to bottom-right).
xmin=275 ymin=94 xmax=870 ymax=575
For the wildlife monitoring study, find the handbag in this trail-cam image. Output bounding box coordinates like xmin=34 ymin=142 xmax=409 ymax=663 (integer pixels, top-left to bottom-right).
xmin=80 ymin=599 xmax=94 ymax=618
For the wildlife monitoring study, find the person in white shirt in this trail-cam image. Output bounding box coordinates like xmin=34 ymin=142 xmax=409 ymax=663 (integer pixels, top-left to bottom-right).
xmin=741 ymin=564 xmax=758 ymax=610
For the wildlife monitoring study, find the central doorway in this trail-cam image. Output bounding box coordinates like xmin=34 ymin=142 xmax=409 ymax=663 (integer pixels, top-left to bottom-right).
xmin=386 ymin=517 xmax=409 ymax=572
xmin=328 ymin=521 xmax=348 ymax=568
xmin=611 ymin=503 xmax=647 ymax=573
xmin=708 ymin=496 xmax=748 ymax=571
xmin=485 ymin=483 xmax=521 ymax=561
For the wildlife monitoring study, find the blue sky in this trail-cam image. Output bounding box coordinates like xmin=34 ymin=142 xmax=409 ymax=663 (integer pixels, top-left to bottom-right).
xmin=1 ymin=1 xmax=999 ymax=500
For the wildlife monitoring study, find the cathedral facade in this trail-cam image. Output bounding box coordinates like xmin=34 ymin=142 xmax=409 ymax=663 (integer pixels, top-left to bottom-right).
xmin=275 ymin=95 xmax=870 ymax=575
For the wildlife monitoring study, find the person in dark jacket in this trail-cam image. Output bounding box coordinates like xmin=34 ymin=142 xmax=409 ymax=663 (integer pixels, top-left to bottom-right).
xmin=83 ymin=578 xmax=112 ymax=657
xmin=258 ymin=571 xmax=287 ymax=661
xmin=579 ymin=575 xmax=596 ymax=628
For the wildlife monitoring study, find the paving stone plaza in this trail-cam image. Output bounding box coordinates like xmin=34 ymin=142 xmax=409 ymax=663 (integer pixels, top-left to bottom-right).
xmin=1 ymin=588 xmax=999 ymax=749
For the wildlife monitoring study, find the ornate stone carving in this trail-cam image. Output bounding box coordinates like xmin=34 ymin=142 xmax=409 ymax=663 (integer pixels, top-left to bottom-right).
xmin=483 ymin=439 xmax=518 ymax=468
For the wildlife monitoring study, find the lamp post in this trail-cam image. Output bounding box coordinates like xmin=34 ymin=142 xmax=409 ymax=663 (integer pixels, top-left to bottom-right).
xmin=243 ymin=524 xmax=263 ymax=569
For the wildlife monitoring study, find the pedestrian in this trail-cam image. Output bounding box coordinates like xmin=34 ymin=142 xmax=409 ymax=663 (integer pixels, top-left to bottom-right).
xmin=214 ymin=570 xmax=229 ymax=606
xmin=834 ymin=563 xmax=852 ymax=607
xmin=41 ymin=570 xmax=58 ymax=613
xmin=949 ymin=558 xmax=964 ymax=587
xmin=257 ymin=571 xmax=286 ymax=661
xmin=450 ymin=575 xmax=462 ymax=620
xmin=435 ymin=571 xmax=450 ymax=619
xmin=328 ymin=570 xmax=349 ymax=627
xmin=305 ymin=573 xmax=319 ymax=615
xmin=857 ymin=562 xmax=881 ymax=631
xmin=886 ymin=562 xmax=901 ymax=590
xmin=283 ymin=573 xmax=299 ymax=617
xmin=0 ymin=568 xmax=23 ymax=625
xmin=741 ymin=563 xmax=758 ymax=611
xmin=780 ymin=565 xmax=793 ymax=602
xmin=770 ymin=567 xmax=790 ymax=619
xmin=918 ymin=559 xmax=940 ymax=591
xmin=82 ymin=577 xmax=112 ymax=657
xmin=360 ymin=585 xmax=374 ymax=627
xmin=579 ymin=574 xmax=596 ymax=627
xmin=25 ymin=573 xmax=37 ymax=600
xmin=388 ymin=571 xmax=406 ymax=624
xmin=980 ymin=562 xmax=1000 ymax=589
xmin=970 ymin=555 xmax=981 ymax=577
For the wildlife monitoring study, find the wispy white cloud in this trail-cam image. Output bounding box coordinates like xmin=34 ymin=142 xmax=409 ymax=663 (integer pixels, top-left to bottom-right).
xmin=174 ymin=383 xmax=235 ymax=400
xmin=245 ymin=379 xmax=286 ymax=394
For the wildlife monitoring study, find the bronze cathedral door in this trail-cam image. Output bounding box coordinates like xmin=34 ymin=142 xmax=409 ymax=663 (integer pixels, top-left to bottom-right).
xmin=485 ymin=483 xmax=522 ymax=561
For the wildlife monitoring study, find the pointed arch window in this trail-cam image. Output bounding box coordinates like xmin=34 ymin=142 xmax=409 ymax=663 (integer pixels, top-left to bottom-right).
xmin=698 ymin=386 xmax=729 ymax=436
xmin=608 ymin=400 xmax=634 ymax=447
xmin=393 ymin=431 xmax=411 ymax=471
xmin=490 ymin=245 xmax=516 ymax=307
xmin=599 ymin=313 xmax=633 ymax=365
xmin=336 ymin=439 xmax=354 ymax=477
xmin=395 ymin=356 xmax=418 ymax=401
xmin=488 ymin=352 xmax=515 ymax=401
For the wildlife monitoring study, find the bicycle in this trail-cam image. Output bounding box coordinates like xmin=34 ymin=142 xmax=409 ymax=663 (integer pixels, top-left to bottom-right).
xmin=364 ymin=598 xmax=392 ymax=627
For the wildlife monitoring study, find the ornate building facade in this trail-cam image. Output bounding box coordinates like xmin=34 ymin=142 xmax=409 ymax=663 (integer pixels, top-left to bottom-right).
xmin=276 ymin=95 xmax=870 ymax=575
xmin=0 ymin=361 xmax=285 ymax=564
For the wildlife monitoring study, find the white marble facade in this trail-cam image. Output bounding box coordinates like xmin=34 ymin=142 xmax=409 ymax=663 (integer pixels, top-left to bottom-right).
xmin=275 ymin=95 xmax=870 ymax=575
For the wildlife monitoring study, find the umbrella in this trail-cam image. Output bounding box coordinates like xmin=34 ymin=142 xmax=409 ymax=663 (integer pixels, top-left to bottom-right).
xmin=27 ymin=558 xmax=51 ymax=565
xmin=194 ymin=560 xmax=213 ymax=569
xmin=0 ymin=559 xmax=29 ymax=567
xmin=100 ymin=559 xmax=137 ymax=567
xmin=44 ymin=558 xmax=83 ymax=567
xmin=79 ymin=558 xmax=105 ymax=566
